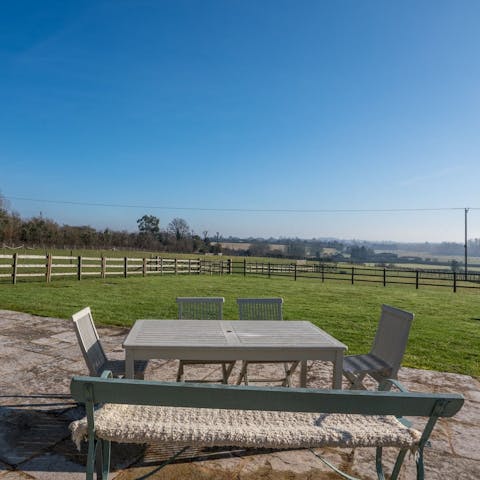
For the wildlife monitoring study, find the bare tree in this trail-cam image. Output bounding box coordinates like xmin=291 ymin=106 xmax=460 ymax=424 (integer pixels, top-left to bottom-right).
xmin=167 ymin=218 xmax=190 ymax=241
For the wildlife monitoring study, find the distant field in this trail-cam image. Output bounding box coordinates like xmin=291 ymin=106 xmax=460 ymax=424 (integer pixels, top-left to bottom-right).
xmin=215 ymin=242 xmax=287 ymax=253
xmin=391 ymin=263 xmax=480 ymax=272
xmin=0 ymin=275 xmax=478 ymax=378
xmin=375 ymin=249 xmax=480 ymax=266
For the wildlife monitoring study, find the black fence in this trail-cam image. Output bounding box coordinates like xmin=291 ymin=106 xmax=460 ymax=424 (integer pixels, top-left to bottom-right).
xmin=229 ymin=259 xmax=480 ymax=292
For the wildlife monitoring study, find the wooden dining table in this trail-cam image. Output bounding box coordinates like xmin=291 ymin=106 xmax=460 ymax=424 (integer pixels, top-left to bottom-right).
xmin=123 ymin=319 xmax=347 ymax=388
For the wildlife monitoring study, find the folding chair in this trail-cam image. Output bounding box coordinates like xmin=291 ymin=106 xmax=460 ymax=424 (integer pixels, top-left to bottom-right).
xmin=236 ymin=298 xmax=298 ymax=386
xmin=175 ymin=297 xmax=234 ymax=383
xmin=343 ymin=304 xmax=414 ymax=389
xmin=72 ymin=307 xmax=147 ymax=379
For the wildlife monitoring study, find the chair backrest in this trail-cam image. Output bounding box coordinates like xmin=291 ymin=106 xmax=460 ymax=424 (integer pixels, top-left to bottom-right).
xmin=71 ymin=307 xmax=107 ymax=376
xmin=176 ymin=297 xmax=224 ymax=320
xmin=237 ymin=298 xmax=283 ymax=320
xmin=370 ymin=304 xmax=414 ymax=377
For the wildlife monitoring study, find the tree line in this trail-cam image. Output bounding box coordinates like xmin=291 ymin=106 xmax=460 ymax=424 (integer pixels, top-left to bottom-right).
xmin=0 ymin=197 xmax=219 ymax=253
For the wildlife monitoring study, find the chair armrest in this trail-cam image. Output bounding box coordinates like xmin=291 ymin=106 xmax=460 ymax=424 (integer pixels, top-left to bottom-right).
xmin=378 ymin=378 xmax=408 ymax=392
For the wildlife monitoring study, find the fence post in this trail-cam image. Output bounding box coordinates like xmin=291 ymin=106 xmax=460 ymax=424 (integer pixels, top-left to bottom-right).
xmin=268 ymin=262 xmax=271 ymax=278
xmin=160 ymin=257 xmax=163 ymax=275
xmin=188 ymin=259 xmax=191 ymax=275
xmin=142 ymin=257 xmax=147 ymax=277
xmin=228 ymin=258 xmax=232 ymax=275
xmin=294 ymin=263 xmax=297 ymax=281
xmin=46 ymin=253 xmax=52 ymax=283
xmin=321 ymin=263 xmax=325 ymax=283
xmin=243 ymin=258 xmax=246 ymax=277
xmin=77 ymin=256 xmax=82 ymax=281
xmin=100 ymin=256 xmax=106 ymax=279
xmin=415 ymin=270 xmax=419 ymax=289
xmin=124 ymin=257 xmax=128 ymax=278
xmin=12 ymin=253 xmax=18 ymax=284
xmin=174 ymin=258 xmax=177 ymax=275
xmin=351 ymin=267 xmax=354 ymax=285
xmin=383 ymin=268 xmax=386 ymax=287
xmin=453 ymin=272 xmax=457 ymax=293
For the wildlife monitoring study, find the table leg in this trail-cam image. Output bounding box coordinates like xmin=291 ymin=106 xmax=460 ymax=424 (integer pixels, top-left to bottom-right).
xmin=333 ymin=350 xmax=344 ymax=389
xmin=125 ymin=350 xmax=134 ymax=379
xmin=300 ymin=360 xmax=308 ymax=387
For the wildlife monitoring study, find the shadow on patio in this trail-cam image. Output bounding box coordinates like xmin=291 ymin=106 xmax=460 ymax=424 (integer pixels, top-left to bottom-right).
xmin=0 ymin=309 xmax=479 ymax=479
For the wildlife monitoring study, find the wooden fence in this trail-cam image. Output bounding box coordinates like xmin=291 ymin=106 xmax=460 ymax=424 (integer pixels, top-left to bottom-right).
xmin=1 ymin=253 xmax=479 ymax=292
xmin=0 ymin=254 xmax=216 ymax=283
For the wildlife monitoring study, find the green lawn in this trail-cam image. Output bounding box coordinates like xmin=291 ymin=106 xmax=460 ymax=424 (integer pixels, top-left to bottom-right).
xmin=0 ymin=275 xmax=479 ymax=378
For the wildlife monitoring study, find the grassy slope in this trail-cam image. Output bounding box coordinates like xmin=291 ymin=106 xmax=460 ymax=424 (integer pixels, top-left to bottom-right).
xmin=0 ymin=275 xmax=479 ymax=378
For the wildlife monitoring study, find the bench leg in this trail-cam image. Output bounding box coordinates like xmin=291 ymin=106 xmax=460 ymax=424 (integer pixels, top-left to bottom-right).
xmin=86 ymin=437 xmax=96 ymax=480
xmin=310 ymin=448 xmax=363 ymax=480
xmin=391 ymin=449 xmax=408 ymax=480
xmin=375 ymin=447 xmax=386 ymax=480
xmin=416 ymin=447 xmax=425 ymax=480
xmin=100 ymin=439 xmax=111 ymax=480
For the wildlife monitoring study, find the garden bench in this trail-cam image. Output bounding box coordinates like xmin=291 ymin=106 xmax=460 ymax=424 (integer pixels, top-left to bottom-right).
xmin=70 ymin=372 xmax=463 ymax=480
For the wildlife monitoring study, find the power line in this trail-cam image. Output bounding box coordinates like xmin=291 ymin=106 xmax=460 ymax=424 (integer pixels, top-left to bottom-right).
xmin=5 ymin=196 xmax=480 ymax=214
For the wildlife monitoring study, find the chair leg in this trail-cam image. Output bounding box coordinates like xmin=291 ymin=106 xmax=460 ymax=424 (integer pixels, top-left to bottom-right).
xmin=236 ymin=361 xmax=249 ymax=385
xmin=282 ymin=361 xmax=300 ymax=387
xmin=223 ymin=362 xmax=236 ymax=383
xmin=176 ymin=361 xmax=185 ymax=382
xmin=282 ymin=363 xmax=291 ymax=387
xmin=344 ymin=371 xmax=367 ymax=390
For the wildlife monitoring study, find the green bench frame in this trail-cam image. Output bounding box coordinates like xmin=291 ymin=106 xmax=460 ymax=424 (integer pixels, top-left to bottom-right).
xmin=70 ymin=373 xmax=463 ymax=480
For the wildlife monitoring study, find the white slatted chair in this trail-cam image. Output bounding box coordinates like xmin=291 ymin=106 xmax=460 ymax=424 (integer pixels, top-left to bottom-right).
xmin=176 ymin=297 xmax=234 ymax=383
xmin=236 ymin=298 xmax=299 ymax=386
xmin=72 ymin=307 xmax=147 ymax=379
xmin=343 ymin=304 xmax=414 ymax=390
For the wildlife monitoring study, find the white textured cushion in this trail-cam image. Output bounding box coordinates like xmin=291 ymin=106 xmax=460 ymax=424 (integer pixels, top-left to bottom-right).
xmin=70 ymin=403 xmax=421 ymax=450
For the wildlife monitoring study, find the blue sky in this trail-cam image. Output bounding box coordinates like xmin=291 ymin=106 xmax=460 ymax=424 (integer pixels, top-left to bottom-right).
xmin=1 ymin=0 xmax=479 ymax=242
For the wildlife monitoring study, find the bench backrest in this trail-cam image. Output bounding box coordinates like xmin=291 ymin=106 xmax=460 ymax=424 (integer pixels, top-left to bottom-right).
xmin=70 ymin=376 xmax=463 ymax=419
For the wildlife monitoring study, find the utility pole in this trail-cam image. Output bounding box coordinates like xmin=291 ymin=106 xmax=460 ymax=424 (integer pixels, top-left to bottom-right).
xmin=464 ymin=207 xmax=469 ymax=280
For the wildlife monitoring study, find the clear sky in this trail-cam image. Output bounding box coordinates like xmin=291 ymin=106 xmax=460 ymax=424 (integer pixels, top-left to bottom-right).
xmin=1 ymin=0 xmax=479 ymax=242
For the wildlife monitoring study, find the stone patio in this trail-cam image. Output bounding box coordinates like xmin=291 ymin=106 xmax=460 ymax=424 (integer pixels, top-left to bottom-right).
xmin=0 ymin=309 xmax=478 ymax=479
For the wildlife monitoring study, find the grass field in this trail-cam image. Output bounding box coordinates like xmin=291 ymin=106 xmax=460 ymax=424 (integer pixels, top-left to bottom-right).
xmin=0 ymin=274 xmax=479 ymax=378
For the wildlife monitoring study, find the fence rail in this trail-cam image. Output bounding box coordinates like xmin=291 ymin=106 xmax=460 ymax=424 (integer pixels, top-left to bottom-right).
xmin=0 ymin=253 xmax=479 ymax=292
